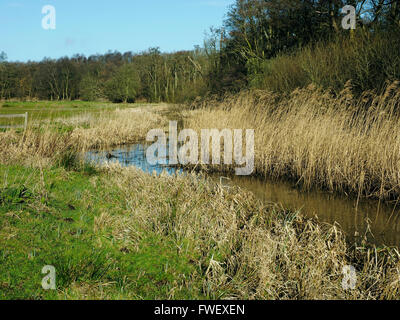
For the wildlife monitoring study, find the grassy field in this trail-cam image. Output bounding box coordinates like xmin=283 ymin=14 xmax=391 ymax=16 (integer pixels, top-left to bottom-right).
xmin=1 ymin=99 xmax=400 ymax=300
xmin=0 ymin=100 xmax=138 ymax=118
xmin=0 ymin=100 xmax=141 ymax=131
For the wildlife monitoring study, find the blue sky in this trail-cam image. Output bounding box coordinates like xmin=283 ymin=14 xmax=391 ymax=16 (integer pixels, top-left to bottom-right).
xmin=1 ymin=0 xmax=234 ymax=62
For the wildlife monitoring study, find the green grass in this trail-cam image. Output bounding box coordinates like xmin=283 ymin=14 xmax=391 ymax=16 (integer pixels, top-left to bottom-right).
xmin=0 ymin=164 xmax=203 ymax=300
xmin=0 ymin=100 xmax=145 ymax=121
xmin=0 ymin=100 xmax=159 ymax=135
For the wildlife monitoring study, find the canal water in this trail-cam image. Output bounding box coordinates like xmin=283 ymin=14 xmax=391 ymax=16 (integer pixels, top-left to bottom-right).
xmin=85 ymin=143 xmax=400 ymax=247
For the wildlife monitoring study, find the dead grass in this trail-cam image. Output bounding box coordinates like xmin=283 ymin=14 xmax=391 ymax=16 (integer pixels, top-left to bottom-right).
xmin=185 ymin=83 xmax=400 ymax=200
xmin=70 ymin=107 xmax=166 ymax=149
xmin=97 ymin=164 xmax=400 ymax=299
xmin=0 ymin=105 xmax=168 ymax=166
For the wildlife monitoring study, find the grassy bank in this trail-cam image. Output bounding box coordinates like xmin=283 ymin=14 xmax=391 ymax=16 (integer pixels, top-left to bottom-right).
xmin=1 ymin=163 xmax=400 ymax=300
xmin=186 ymin=84 xmax=400 ymax=200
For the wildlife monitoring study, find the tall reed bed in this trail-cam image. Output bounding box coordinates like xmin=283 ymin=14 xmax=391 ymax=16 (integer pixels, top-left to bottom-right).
xmin=185 ymin=83 xmax=400 ymax=199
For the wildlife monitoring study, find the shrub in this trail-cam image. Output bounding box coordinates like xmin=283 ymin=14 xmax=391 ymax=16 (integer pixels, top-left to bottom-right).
xmin=250 ymin=28 xmax=400 ymax=95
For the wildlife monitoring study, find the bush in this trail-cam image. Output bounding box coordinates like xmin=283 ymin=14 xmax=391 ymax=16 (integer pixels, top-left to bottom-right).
xmin=249 ymin=54 xmax=310 ymax=93
xmin=250 ymin=28 xmax=400 ymax=95
xmin=79 ymin=75 xmax=102 ymax=101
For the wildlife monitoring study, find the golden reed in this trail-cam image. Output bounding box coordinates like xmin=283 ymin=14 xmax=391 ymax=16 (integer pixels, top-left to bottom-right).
xmin=185 ymin=82 xmax=400 ymax=200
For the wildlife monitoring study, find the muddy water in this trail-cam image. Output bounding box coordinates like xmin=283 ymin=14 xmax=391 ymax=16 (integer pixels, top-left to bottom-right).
xmin=85 ymin=143 xmax=400 ymax=247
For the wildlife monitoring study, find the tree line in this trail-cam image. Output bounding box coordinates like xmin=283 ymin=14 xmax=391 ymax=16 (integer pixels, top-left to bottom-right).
xmin=0 ymin=47 xmax=213 ymax=102
xmin=1 ymin=0 xmax=399 ymax=102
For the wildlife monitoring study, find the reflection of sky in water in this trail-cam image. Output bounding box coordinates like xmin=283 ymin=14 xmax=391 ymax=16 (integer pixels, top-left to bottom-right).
xmin=85 ymin=143 xmax=400 ymax=247
xmin=85 ymin=144 xmax=181 ymax=176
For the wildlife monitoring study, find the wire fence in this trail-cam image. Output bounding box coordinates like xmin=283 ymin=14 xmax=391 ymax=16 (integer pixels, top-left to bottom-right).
xmin=0 ymin=112 xmax=28 ymax=130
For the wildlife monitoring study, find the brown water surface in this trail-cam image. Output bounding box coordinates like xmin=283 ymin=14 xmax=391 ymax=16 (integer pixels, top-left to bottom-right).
xmin=225 ymin=174 xmax=400 ymax=246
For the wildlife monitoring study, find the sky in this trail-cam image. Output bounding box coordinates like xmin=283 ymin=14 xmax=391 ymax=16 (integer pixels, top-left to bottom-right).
xmin=0 ymin=0 xmax=234 ymax=62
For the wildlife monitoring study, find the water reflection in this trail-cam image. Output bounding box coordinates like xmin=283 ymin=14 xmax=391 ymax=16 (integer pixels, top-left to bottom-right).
xmin=85 ymin=144 xmax=181 ymax=176
xmin=85 ymin=143 xmax=400 ymax=247
xmin=226 ymin=175 xmax=400 ymax=247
